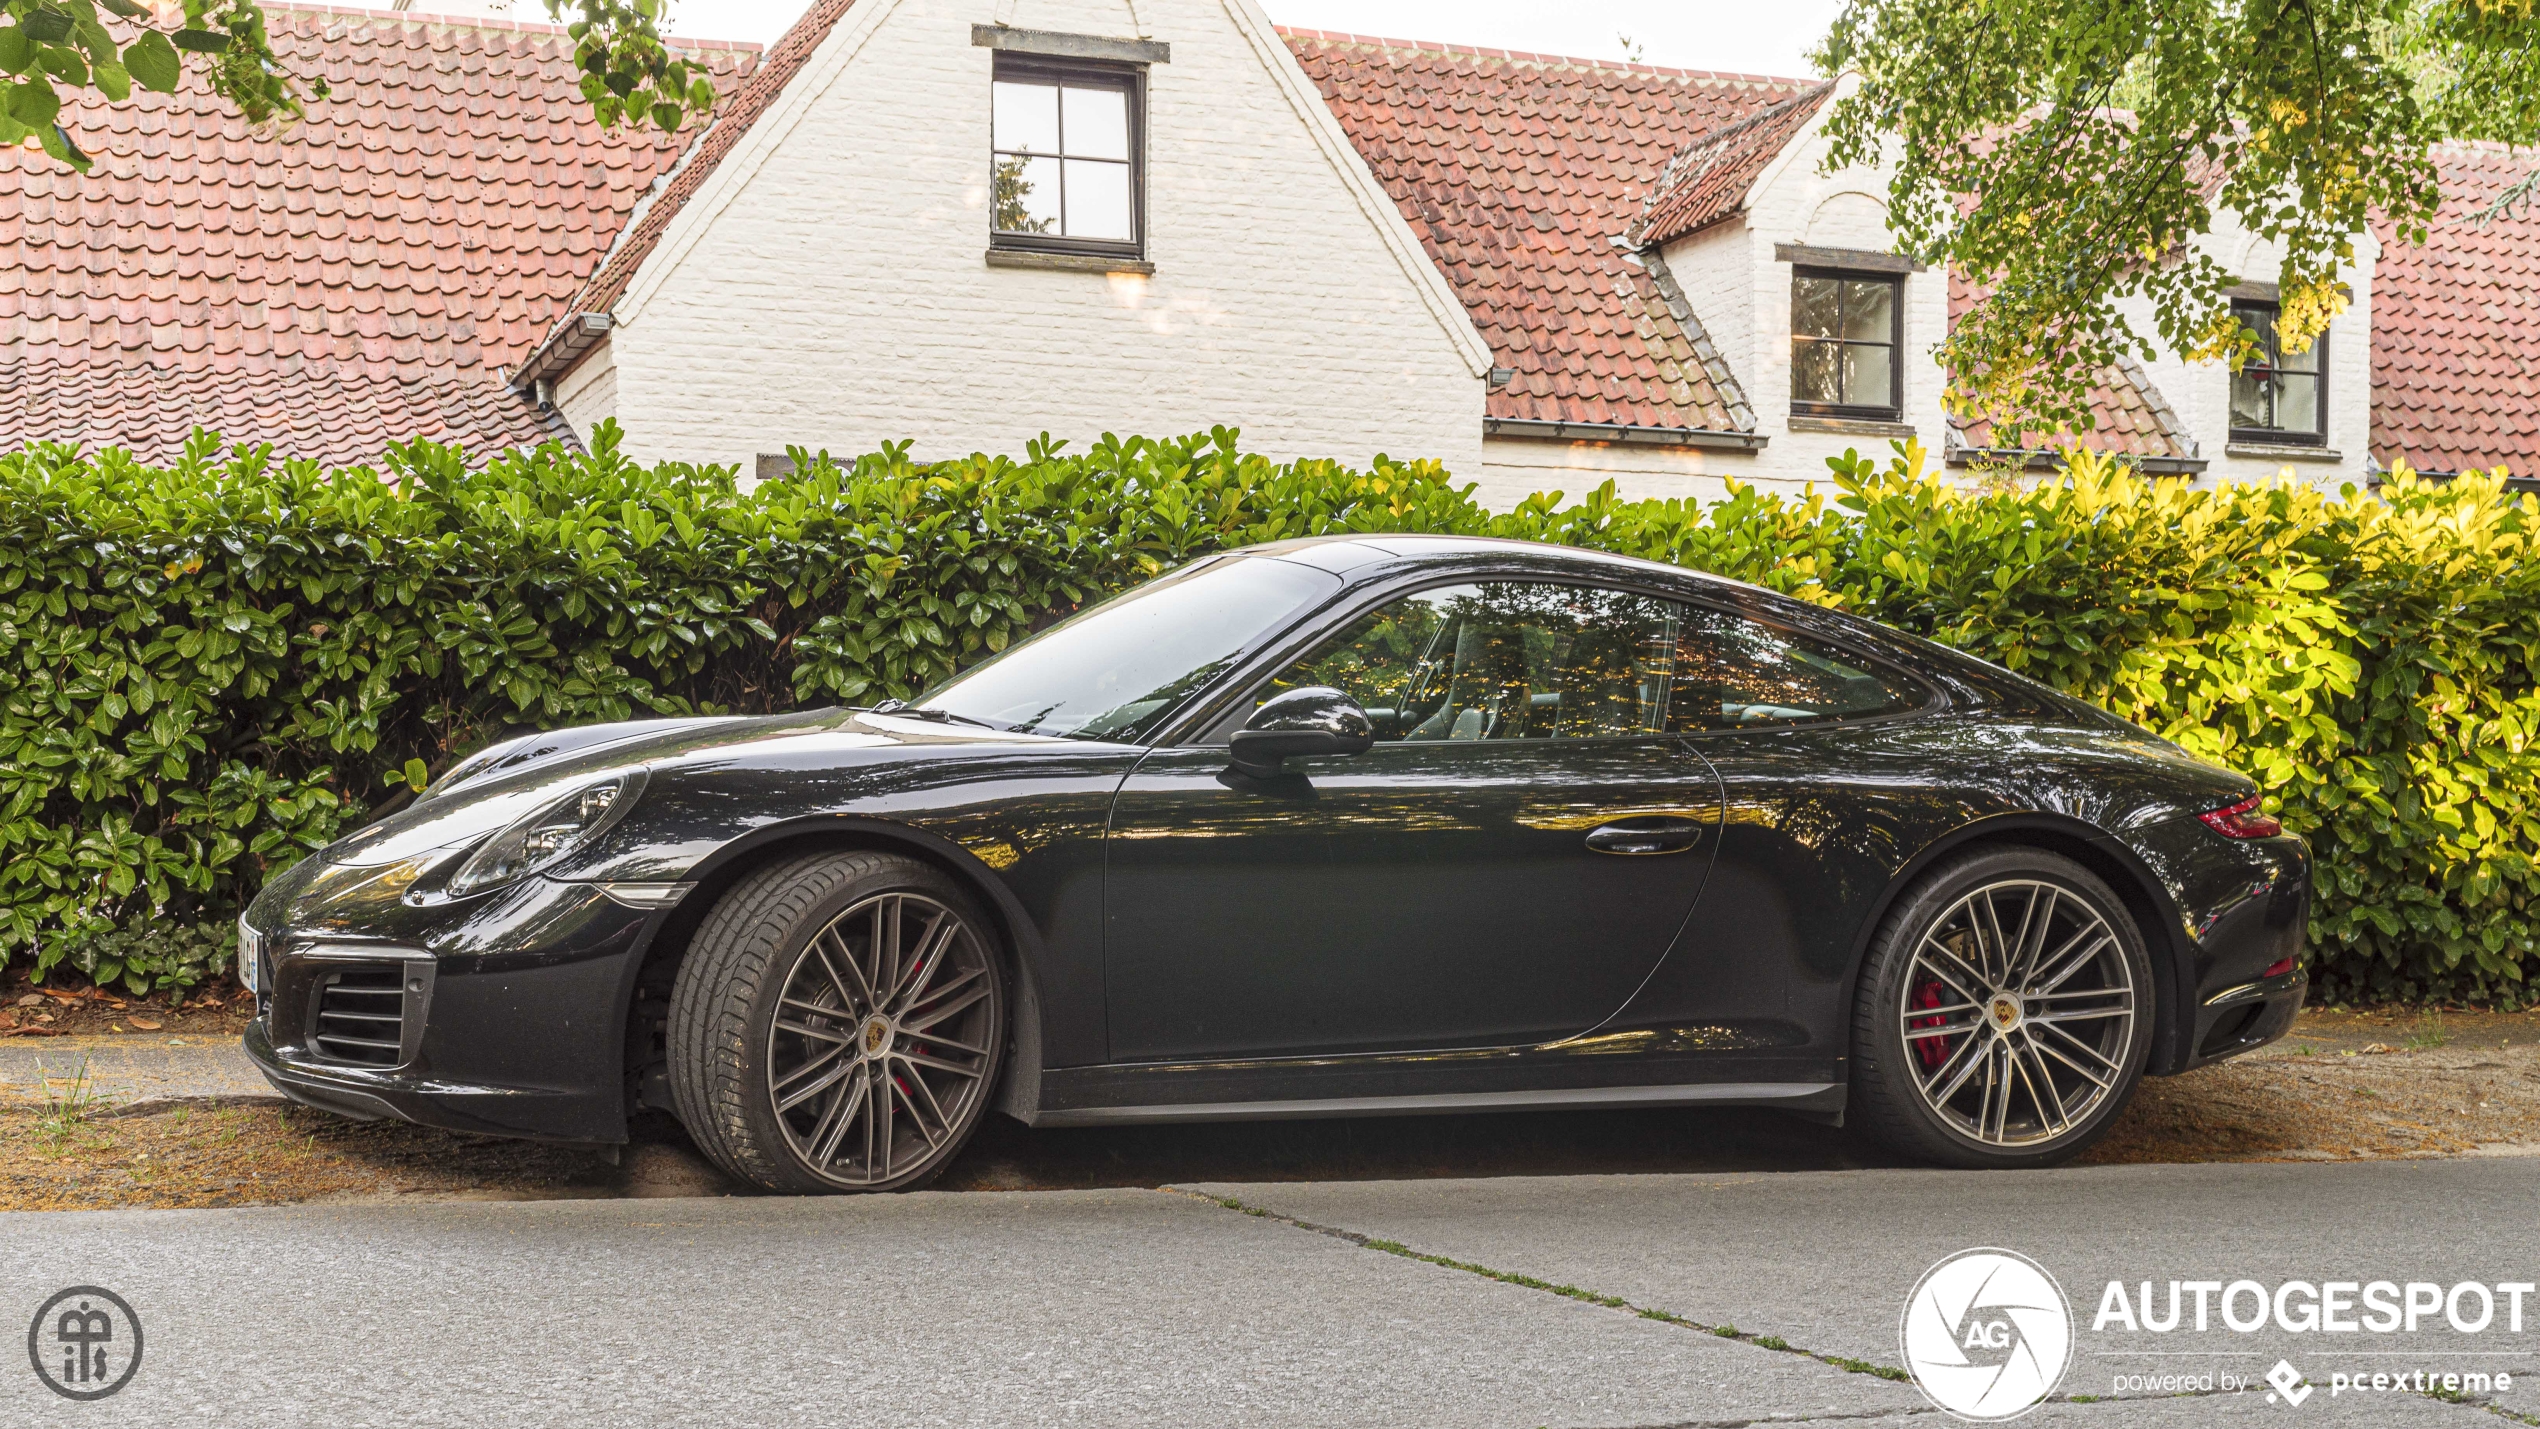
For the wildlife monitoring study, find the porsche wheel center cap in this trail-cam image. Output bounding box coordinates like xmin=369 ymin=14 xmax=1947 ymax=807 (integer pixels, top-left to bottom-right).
xmin=1989 ymin=994 xmax=2024 ymax=1033
xmin=860 ymin=1015 xmax=894 ymax=1057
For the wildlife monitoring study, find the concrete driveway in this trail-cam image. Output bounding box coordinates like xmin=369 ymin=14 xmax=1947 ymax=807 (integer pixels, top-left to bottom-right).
xmin=6 ymin=1157 xmax=2532 ymax=1427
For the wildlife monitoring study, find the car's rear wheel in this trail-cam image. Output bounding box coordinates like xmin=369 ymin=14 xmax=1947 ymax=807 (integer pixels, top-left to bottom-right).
xmin=668 ymin=851 xmax=1005 ymax=1193
xmin=1851 ymin=847 xmax=2152 ymax=1169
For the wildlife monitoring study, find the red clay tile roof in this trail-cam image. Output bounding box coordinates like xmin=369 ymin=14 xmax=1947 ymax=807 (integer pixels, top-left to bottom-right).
xmin=1944 ymin=270 xmax=2196 ymax=461
xmin=537 ymin=0 xmax=859 ymax=364
xmin=0 ymin=3 xmax=757 ymax=466
xmin=1629 ymin=83 xmax=1834 ymax=249
xmin=2370 ymin=143 xmax=2540 ymax=477
xmin=1281 ymin=29 xmax=1819 ymax=435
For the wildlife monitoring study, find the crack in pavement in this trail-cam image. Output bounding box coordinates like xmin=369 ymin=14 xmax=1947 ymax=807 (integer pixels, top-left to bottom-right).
xmin=1168 ymin=1188 xmax=2522 ymax=1424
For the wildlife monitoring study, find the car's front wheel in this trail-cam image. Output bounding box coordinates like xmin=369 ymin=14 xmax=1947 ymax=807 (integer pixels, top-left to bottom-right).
xmin=1850 ymin=847 xmax=2153 ymax=1169
xmin=668 ymin=851 xmax=1006 ymax=1193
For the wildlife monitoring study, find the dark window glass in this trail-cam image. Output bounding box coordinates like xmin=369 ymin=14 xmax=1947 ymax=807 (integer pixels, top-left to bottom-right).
xmin=2228 ymin=301 xmax=2325 ymax=444
xmin=1791 ymin=271 xmax=1902 ymax=418
xmin=1269 ymin=583 xmax=1682 ymax=741
xmin=1662 ymin=608 xmax=1924 ymax=730
xmin=917 ymin=556 xmax=1335 ymax=741
xmin=992 ymin=59 xmax=1140 ymax=253
xmin=1266 ymin=584 xmax=1926 ymax=741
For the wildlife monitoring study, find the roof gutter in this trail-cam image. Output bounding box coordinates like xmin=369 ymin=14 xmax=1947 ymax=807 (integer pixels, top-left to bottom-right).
xmin=1943 ymin=446 xmax=2208 ymax=476
xmin=511 ymin=312 xmax=615 ymax=396
xmin=1484 ymin=418 xmax=1767 ymax=452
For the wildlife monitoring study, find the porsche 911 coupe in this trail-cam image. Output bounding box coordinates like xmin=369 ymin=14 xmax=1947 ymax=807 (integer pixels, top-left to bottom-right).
xmin=240 ymin=535 xmax=2309 ymax=1190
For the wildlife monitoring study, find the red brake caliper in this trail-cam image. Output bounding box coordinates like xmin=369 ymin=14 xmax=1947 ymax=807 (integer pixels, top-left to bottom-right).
xmin=1907 ymin=979 xmax=1953 ymax=1071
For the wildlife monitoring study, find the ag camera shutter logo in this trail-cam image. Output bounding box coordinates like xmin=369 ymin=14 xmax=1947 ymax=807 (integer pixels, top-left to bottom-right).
xmin=1901 ymin=1248 xmax=2073 ymax=1420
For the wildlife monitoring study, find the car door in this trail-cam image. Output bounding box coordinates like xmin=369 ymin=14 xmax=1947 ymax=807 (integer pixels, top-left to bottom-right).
xmin=1596 ymin=598 xmax=1946 ymax=1078
xmin=1101 ymin=578 xmax=1725 ymax=1063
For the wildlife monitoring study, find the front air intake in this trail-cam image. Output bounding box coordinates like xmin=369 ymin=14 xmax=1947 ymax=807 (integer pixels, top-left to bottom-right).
xmin=310 ymin=964 xmax=409 ymax=1067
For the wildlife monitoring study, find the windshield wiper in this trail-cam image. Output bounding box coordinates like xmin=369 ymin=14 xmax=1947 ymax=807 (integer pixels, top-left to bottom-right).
xmin=869 ymin=700 xmax=1009 ymax=731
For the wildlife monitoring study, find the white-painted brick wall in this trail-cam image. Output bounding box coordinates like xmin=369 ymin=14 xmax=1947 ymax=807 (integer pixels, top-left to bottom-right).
xmin=576 ymin=0 xmax=1487 ymax=477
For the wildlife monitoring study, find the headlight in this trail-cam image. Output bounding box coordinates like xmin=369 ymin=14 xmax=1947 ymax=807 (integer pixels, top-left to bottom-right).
xmin=444 ymin=774 xmax=641 ymax=898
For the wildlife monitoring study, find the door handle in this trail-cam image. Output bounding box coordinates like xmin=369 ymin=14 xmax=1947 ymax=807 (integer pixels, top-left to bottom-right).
xmin=1584 ymin=817 xmax=1706 ymax=856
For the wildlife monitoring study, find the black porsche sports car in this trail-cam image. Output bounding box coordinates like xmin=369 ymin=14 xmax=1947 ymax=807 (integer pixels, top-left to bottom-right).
xmin=240 ymin=534 xmax=2308 ymax=1190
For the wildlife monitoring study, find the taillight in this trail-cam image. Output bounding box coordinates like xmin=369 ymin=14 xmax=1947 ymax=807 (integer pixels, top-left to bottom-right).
xmin=2197 ymin=794 xmax=2282 ymax=839
xmin=2262 ymin=956 xmax=2297 ymax=979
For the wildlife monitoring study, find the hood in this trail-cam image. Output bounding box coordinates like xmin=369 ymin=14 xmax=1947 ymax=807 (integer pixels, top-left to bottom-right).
xmin=322 ymin=708 xmax=1072 ymax=868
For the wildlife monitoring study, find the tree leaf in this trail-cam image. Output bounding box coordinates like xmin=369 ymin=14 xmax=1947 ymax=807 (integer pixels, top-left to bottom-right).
xmin=122 ymin=29 xmax=177 ymax=93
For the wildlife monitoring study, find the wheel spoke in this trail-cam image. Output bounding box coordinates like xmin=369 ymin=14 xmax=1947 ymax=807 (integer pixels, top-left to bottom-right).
xmin=1976 ymin=890 xmax=2012 ymax=985
xmin=2033 ymin=929 xmax=2115 ymax=994
xmin=889 ymin=911 xmax=958 ymax=1011
xmin=2016 ymin=1035 xmax=2069 ymax=1133
xmin=774 ymin=1043 xmax=852 ymax=1105
xmin=777 ymin=1018 xmax=857 ymax=1044
xmin=1912 ymin=938 xmax=1990 ymax=1005
xmin=2033 ymin=1029 xmax=2116 ymax=1090
xmin=895 ymin=1065 xmax=948 ymax=1145
xmin=2010 ymin=887 xmax=2059 ymax=985
xmin=872 ymin=1058 xmax=895 ymax=1178
xmin=2035 ymin=1019 xmax=2123 ymax=1076
xmin=2027 ymin=992 xmax=2133 ymax=1027
xmin=903 ymin=979 xmax=989 ymax=1032
xmin=816 ymin=928 xmax=876 ymax=1014
xmin=897 ymin=1046 xmax=986 ymax=1079
xmin=805 ymin=1065 xmax=867 ymax=1165
xmin=1922 ymin=1030 xmax=1989 ymax=1105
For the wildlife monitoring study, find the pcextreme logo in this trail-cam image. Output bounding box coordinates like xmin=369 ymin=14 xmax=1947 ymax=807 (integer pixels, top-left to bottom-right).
xmin=1900 ymin=1249 xmax=2074 ymax=1421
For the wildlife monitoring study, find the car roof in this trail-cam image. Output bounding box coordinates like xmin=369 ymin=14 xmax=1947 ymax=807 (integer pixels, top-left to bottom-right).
xmin=1235 ymin=532 xmax=1772 ymax=599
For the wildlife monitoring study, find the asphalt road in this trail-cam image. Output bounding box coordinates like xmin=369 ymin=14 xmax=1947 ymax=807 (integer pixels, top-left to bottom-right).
xmin=5 ymin=1156 xmax=2534 ymax=1427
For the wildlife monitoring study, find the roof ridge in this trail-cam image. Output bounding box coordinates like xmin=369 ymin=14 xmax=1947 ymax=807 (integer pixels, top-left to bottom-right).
xmin=1272 ymin=25 xmax=1816 ymax=88
xmin=267 ymin=1 xmax=762 ymax=50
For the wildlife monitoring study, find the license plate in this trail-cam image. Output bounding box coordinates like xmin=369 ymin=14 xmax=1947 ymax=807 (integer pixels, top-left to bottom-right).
xmin=236 ymin=918 xmax=261 ymax=996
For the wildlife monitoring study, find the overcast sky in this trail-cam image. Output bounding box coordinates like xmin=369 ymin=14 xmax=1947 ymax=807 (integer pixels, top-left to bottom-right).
xmin=665 ymin=0 xmax=1842 ymax=79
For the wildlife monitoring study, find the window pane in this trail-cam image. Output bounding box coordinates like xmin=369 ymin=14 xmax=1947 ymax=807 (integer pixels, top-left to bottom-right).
xmin=2229 ymin=370 xmax=2274 ymax=429
xmin=2275 ymin=373 xmax=2319 ymax=434
xmin=993 ymin=153 xmax=1061 ymax=234
xmin=919 ymin=556 xmax=1337 ymax=741
xmin=1061 ymin=84 xmax=1130 ymax=161
xmin=992 ymin=79 xmax=1059 ymax=154
xmin=1792 ymin=276 xmax=1840 ymax=339
xmin=1063 ymin=158 xmax=1134 ymax=241
xmin=1842 ymin=344 xmax=1893 ymax=409
xmin=1664 ymin=609 xmax=1921 ymax=731
xmin=2275 ymin=332 xmax=2322 ymax=375
xmin=1792 ymin=339 xmax=1842 ymax=404
xmin=1270 ymin=583 xmax=1681 ymax=741
xmin=1841 ymin=279 xmax=1894 ymax=342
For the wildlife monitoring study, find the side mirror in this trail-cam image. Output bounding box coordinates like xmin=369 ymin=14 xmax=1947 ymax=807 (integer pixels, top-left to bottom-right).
xmin=1229 ymin=686 xmax=1375 ymax=778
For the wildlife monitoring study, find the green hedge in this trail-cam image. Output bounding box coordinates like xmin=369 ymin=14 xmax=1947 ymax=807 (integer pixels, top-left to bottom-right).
xmin=3 ymin=423 xmax=2532 ymax=1006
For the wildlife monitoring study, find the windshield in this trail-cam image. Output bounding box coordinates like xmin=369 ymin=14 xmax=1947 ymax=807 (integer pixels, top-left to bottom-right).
xmin=911 ymin=555 xmax=1339 ymax=741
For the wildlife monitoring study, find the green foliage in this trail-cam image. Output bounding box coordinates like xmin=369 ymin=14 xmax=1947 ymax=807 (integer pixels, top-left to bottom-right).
xmin=1817 ymin=0 xmax=2540 ymax=434
xmin=2 ymin=425 xmax=2532 ymax=1006
xmin=550 ymin=0 xmax=716 ymax=134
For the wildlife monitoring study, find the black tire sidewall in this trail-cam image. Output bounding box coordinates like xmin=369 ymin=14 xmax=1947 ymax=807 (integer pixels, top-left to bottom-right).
xmin=1852 ymin=847 xmax=2154 ymax=1170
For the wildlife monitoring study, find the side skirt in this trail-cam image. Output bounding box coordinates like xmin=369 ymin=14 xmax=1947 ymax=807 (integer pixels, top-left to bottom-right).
xmin=1026 ymin=1080 xmax=1845 ymax=1128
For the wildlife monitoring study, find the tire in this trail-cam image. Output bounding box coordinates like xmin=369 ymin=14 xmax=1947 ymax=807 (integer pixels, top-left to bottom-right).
xmin=1850 ymin=846 xmax=2154 ymax=1169
xmin=667 ymin=851 xmax=1006 ymax=1193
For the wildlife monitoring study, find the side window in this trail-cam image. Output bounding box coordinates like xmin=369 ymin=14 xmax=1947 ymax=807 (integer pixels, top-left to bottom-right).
xmin=1266 ymin=582 xmax=1682 ymax=741
xmin=1663 ymin=607 xmax=1924 ymax=730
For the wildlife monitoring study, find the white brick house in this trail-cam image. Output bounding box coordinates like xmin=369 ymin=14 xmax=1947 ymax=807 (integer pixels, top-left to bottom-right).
xmin=512 ymin=6 xmax=2385 ymax=505
xmin=13 ymin=3 xmax=2505 ymax=497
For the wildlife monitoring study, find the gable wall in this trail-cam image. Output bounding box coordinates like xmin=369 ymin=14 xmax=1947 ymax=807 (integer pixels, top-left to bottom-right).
xmin=588 ymin=0 xmax=1485 ymax=475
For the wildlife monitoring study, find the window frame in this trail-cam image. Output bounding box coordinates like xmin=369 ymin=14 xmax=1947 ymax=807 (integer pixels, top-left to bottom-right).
xmin=1788 ymin=266 xmax=1906 ymax=422
xmin=988 ymin=53 xmax=1147 ymax=262
xmin=2227 ymin=299 xmax=2328 ymax=447
xmin=1181 ymin=573 xmax=1942 ymax=748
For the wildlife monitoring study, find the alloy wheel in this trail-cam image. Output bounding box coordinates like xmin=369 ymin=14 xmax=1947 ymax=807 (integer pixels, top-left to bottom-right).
xmin=1898 ymin=878 xmax=2136 ymax=1147
xmin=764 ymin=890 xmax=997 ymax=1187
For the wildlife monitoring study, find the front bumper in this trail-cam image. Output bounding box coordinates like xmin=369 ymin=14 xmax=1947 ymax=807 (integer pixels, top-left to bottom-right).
xmin=242 ymin=864 xmax=668 ymax=1143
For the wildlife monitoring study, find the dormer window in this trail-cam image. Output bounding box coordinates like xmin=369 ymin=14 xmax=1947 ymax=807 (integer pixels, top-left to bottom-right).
xmin=2229 ymin=300 xmax=2326 ymax=445
xmin=1790 ymin=269 xmax=1903 ymax=421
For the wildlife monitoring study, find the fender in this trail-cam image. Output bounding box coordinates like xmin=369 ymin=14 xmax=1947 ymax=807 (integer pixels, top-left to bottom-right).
xmin=1829 ymin=811 xmax=2199 ymax=1079
xmin=595 ymin=812 xmax=1056 ymax=1128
